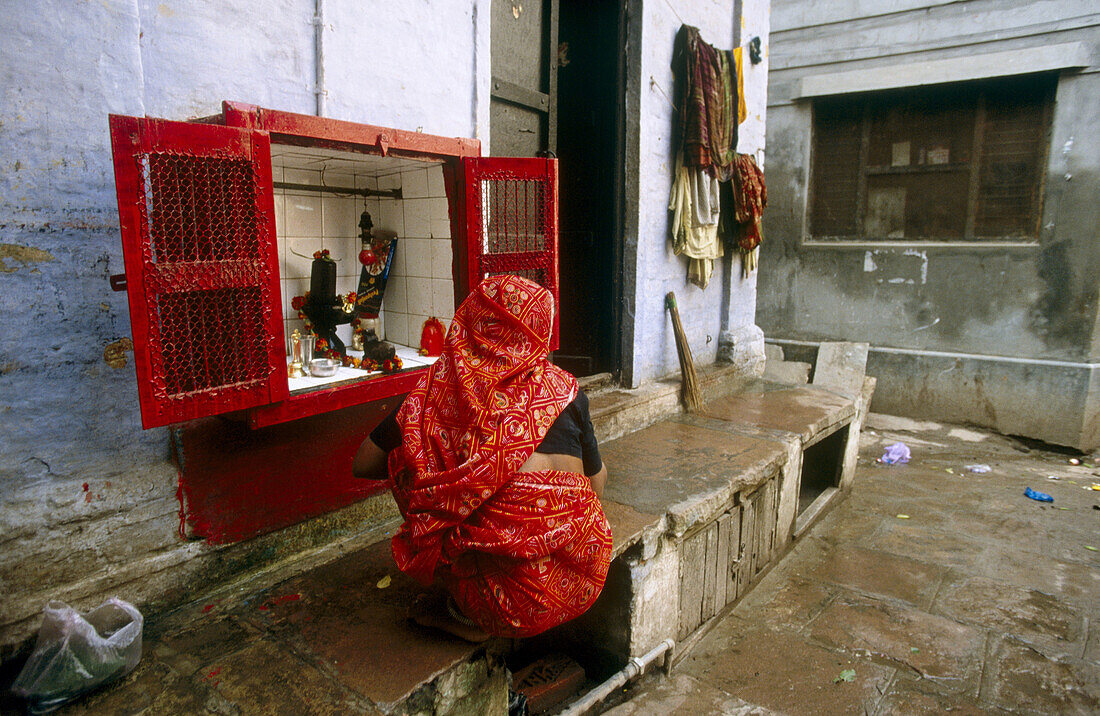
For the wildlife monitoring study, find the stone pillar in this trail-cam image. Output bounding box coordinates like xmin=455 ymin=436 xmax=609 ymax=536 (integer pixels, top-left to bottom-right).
xmin=718 ymin=0 xmax=769 ymax=375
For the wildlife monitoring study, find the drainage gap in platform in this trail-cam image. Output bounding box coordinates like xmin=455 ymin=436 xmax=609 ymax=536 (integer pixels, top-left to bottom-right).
xmin=794 ymin=425 xmax=848 ymax=535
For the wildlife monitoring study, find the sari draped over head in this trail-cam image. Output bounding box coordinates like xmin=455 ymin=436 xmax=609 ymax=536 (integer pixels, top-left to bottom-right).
xmin=389 ymin=275 xmax=612 ymax=638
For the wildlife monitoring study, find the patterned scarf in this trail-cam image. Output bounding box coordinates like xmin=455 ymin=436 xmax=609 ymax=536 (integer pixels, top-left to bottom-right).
xmin=676 ymin=25 xmax=737 ymax=181
xmin=389 ymin=275 xmax=611 ymax=637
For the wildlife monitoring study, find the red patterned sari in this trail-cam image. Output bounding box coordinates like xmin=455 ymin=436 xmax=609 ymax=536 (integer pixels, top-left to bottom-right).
xmin=389 ymin=276 xmax=612 ymax=638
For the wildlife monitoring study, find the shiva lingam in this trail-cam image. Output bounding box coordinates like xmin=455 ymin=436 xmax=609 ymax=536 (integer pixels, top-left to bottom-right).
xmin=302 ymin=252 xmax=354 ymax=356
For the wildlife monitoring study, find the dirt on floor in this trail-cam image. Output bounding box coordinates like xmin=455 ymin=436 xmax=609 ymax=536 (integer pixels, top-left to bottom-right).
xmin=606 ymin=414 xmax=1100 ymax=715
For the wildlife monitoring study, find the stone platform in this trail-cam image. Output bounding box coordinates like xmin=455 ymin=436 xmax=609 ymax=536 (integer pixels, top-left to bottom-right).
xmin=12 ymin=374 xmax=866 ymax=715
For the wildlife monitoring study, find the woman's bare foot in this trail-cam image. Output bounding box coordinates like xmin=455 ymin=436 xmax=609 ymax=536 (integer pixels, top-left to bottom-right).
xmin=408 ymin=593 xmax=489 ymax=643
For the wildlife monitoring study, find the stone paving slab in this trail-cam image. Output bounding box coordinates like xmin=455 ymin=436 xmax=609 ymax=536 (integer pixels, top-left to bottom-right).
xmin=600 ymin=418 xmax=787 ymax=522
xmin=679 ymin=616 xmax=893 ymax=716
xmin=615 ymin=416 xmax=1100 ymax=714
xmin=698 ymin=380 xmax=855 ymax=445
xmin=603 ymin=673 xmax=779 ymax=715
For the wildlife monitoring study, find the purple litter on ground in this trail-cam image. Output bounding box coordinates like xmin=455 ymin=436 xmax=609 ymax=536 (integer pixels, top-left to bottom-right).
xmin=880 ymin=442 xmax=911 ymax=465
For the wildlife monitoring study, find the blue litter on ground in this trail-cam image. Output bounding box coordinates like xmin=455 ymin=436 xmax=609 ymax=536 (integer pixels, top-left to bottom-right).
xmin=1024 ymin=487 xmax=1054 ymax=503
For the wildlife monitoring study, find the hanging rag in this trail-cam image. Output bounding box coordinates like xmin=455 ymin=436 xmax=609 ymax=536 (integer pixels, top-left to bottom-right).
xmin=674 ymin=26 xmax=738 ymax=181
xmin=730 ymin=153 xmax=767 ymax=276
xmin=670 ymin=159 xmax=723 ymax=289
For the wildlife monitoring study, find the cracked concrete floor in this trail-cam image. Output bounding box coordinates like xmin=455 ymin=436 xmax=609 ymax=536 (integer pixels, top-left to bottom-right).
xmin=606 ymin=414 xmax=1100 ymax=715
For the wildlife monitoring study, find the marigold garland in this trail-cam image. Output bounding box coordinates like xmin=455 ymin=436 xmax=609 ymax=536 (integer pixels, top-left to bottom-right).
xmin=293 ymin=290 xmax=403 ymax=374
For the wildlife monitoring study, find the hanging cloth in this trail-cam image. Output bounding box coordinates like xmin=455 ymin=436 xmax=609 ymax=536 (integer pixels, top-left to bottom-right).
xmin=670 ymin=158 xmax=723 ymax=289
xmin=674 ymin=26 xmax=738 ymax=181
xmin=730 ymin=153 xmax=767 ymax=276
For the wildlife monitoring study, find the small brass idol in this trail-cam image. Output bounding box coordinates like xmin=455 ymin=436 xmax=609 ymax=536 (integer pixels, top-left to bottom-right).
xmin=288 ymin=329 xmax=304 ymax=378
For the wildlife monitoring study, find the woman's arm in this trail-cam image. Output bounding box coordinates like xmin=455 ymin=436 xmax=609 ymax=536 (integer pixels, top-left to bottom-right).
xmin=352 ymin=437 xmax=389 ymax=480
xmin=589 ymin=463 xmax=607 ymax=500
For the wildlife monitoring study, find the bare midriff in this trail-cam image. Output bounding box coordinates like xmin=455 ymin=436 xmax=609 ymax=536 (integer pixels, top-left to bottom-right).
xmin=518 ymin=452 xmax=585 ymax=475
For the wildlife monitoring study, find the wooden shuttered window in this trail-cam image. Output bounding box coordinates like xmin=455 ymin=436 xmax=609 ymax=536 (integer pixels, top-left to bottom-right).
xmin=809 ymin=74 xmax=1055 ymax=241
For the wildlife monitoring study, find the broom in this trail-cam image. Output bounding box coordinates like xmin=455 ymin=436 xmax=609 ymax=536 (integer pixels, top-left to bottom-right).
xmin=665 ymin=292 xmax=702 ymax=411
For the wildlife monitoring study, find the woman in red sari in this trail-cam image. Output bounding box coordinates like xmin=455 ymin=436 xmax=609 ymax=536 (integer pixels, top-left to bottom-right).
xmin=354 ymin=275 xmax=611 ymax=640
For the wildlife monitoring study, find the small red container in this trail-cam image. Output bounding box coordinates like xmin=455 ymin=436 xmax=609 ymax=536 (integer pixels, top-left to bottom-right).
xmin=420 ymin=317 xmax=445 ymax=356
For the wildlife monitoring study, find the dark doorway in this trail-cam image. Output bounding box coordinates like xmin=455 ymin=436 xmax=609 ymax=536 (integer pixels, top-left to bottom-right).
xmin=490 ymin=0 xmax=622 ymax=378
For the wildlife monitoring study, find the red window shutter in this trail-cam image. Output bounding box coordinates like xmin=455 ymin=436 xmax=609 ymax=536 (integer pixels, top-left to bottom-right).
xmin=109 ymin=115 xmax=287 ymax=428
xmin=462 ymin=157 xmax=560 ymax=349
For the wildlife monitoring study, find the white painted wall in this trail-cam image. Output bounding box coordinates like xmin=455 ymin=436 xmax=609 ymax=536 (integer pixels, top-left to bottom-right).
xmin=0 ymin=0 xmax=490 ymax=652
xmin=627 ymin=0 xmax=769 ymax=386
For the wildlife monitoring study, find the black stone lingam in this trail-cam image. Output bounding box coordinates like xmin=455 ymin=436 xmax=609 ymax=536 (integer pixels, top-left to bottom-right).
xmin=303 ymin=254 xmax=353 ymax=355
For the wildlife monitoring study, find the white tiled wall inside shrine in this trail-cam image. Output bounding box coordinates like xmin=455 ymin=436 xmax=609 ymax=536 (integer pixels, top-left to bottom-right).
xmin=271 ymin=146 xmax=456 ymax=357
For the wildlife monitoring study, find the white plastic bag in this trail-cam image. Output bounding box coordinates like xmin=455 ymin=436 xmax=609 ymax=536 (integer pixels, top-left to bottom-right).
xmin=11 ymin=598 xmax=143 ymax=714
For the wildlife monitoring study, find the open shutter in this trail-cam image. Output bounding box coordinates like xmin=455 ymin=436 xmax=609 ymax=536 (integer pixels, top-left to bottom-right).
xmin=109 ymin=115 xmax=286 ymax=428
xmin=462 ymin=156 xmax=560 ymax=349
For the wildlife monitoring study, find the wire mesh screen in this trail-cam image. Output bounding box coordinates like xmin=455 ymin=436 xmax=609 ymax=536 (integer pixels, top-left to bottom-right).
xmin=146 ymin=153 xmax=263 ymax=263
xmin=479 ymin=178 xmax=549 ymax=255
xmin=486 ymin=267 xmax=548 ymax=286
xmin=155 ymin=288 xmax=268 ymax=396
xmin=139 ymin=151 xmax=273 ymax=399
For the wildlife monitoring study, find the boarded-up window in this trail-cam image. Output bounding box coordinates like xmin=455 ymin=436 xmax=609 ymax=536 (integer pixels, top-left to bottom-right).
xmin=809 ymin=75 xmax=1055 ymax=241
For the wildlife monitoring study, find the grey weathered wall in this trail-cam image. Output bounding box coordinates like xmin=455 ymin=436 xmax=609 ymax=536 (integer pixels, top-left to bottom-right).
xmin=623 ymin=0 xmax=769 ymax=386
xmin=0 ymin=0 xmax=489 ymax=654
xmin=758 ymin=0 xmax=1100 ymax=448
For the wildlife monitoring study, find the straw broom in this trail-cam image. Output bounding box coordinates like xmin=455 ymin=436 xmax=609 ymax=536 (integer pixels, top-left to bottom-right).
xmin=665 ymin=292 xmax=702 ymax=411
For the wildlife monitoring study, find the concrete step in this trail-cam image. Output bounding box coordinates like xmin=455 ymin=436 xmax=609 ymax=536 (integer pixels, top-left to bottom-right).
xmin=54 ymin=375 xmax=868 ymax=715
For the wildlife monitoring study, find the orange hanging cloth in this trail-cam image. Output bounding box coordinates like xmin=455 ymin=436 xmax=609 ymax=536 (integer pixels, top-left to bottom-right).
xmin=389 ymin=275 xmax=612 ymax=638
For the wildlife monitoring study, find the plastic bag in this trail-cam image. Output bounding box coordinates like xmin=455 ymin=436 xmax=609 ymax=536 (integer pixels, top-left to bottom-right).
xmin=11 ymin=598 xmax=143 ymax=714
xmin=880 ymin=442 xmax=911 ymax=465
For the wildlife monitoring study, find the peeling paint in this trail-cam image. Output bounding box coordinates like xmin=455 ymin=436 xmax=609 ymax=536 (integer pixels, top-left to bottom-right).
xmin=901 ymin=248 xmax=928 ymax=284
xmin=863 ymin=251 xmax=877 ymax=272
xmin=104 ymin=338 xmax=134 ymax=369
xmin=0 ymin=243 xmax=55 ymax=273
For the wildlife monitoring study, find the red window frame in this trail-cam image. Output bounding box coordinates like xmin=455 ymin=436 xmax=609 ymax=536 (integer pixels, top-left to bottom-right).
xmin=462 ymin=157 xmax=561 ymax=350
xmin=109 ymin=102 xmax=560 ymax=429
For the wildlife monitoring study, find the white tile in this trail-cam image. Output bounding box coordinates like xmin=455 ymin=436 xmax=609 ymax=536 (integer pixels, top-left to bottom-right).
xmin=336 ymin=274 xmax=358 ymax=300
xmin=377 ymin=199 xmax=404 ymax=235
xmin=284 ymin=278 xmax=309 ymax=319
xmin=427 ymin=166 xmax=446 ymax=197
xmin=271 ymin=165 xmax=284 ymax=183
xmin=430 ymin=197 xmax=450 ymax=224
xmin=273 ymin=193 xmax=286 ymax=237
xmin=409 ymin=314 xmax=430 ymax=348
xmin=403 ymin=238 xmax=432 ymax=278
xmin=432 ymin=278 xmax=455 ymax=318
xmin=355 ymin=174 xmax=379 ymax=191
xmin=285 ymin=195 xmax=322 ymax=237
xmin=285 ymin=237 xmax=321 ymax=281
xmin=326 ymin=236 xmax=360 ymax=277
xmin=403 ymin=198 xmax=431 ymax=238
xmin=336 ymin=323 xmax=353 ymax=348
xmin=386 ymin=312 xmax=409 ymax=347
xmin=431 ymin=239 xmax=453 ymax=279
xmin=430 ymin=218 xmax=451 ymax=239
xmin=377 ymin=173 xmax=401 ymax=191
xmin=407 ymin=277 xmax=433 ymax=316
xmin=284 ymin=168 xmax=321 ymax=187
xmin=323 ymin=196 xmax=358 ymax=239
xmin=402 ymin=168 xmax=429 ymax=199
xmin=385 ymin=275 xmax=407 ymax=313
